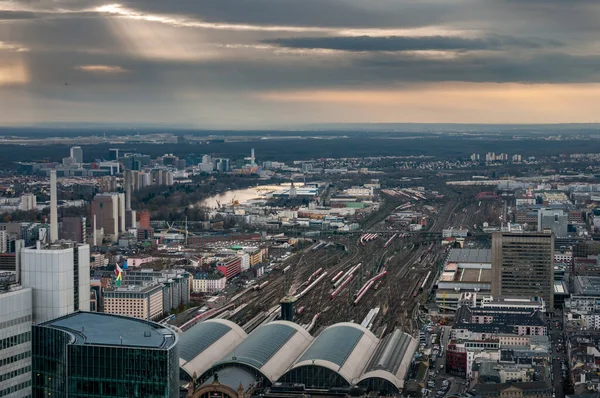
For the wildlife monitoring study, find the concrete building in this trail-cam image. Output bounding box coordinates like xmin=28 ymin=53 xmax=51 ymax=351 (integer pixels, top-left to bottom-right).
xmin=436 ymin=249 xmax=492 ymax=310
xmin=492 ymin=232 xmax=555 ymax=308
xmin=538 ymin=208 xmax=568 ymax=237
xmin=136 ymin=210 xmax=151 ymax=229
xmin=69 ymin=146 xmax=83 ymax=164
xmin=32 ymin=311 xmax=180 ymax=397
xmin=0 ymin=276 xmax=32 ymax=398
xmin=20 ymin=242 xmax=90 ymax=323
xmin=103 ymin=283 xmax=164 ymax=321
xmin=120 ymin=268 xmax=191 ymax=313
xmin=60 ymin=216 xmax=87 ymax=243
xmin=91 ymin=193 xmax=125 ymax=243
xmin=19 ymin=193 xmax=36 ymax=212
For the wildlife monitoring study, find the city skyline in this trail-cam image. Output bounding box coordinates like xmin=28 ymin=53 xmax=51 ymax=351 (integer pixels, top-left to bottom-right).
xmin=1 ymin=0 xmax=600 ymax=127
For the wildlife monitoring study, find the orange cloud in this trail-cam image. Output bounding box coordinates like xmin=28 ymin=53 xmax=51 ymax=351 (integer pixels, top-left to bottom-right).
xmin=74 ymin=65 xmax=129 ymax=73
xmin=257 ymin=83 xmax=600 ymax=124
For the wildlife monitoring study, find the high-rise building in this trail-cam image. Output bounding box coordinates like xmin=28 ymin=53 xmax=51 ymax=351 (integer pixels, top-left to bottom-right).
xmin=136 ymin=210 xmax=151 ymax=229
xmin=0 ymin=275 xmax=32 ymax=398
xmin=60 ymin=216 xmax=87 ymax=243
xmin=491 ymin=232 xmax=554 ymax=308
xmin=70 ymin=146 xmax=83 ymax=164
xmin=19 ymin=193 xmax=36 ymax=212
xmin=20 ymin=241 xmax=90 ymax=323
xmin=32 ymin=311 xmax=180 ymax=397
xmin=91 ymin=193 xmax=125 ymax=242
xmin=108 ymin=148 xmax=119 ymax=161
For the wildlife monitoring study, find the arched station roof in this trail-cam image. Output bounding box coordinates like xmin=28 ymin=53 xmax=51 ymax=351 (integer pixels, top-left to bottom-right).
xmin=179 ymin=319 xmax=247 ymax=379
xmin=284 ymin=322 xmax=379 ymax=385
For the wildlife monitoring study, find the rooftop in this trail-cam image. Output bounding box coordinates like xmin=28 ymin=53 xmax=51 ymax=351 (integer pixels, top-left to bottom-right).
xmin=447 ymin=249 xmax=492 ymax=264
xmin=40 ymin=311 xmax=177 ymax=349
xmin=575 ymin=276 xmax=600 ymax=296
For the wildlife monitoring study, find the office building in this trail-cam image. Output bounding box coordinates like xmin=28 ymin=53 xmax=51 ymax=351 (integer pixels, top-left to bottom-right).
xmin=69 ymin=146 xmax=83 ymax=164
xmin=20 ymin=241 xmax=90 ymax=323
xmin=217 ymin=256 xmax=242 ymax=280
xmin=118 ymin=268 xmax=191 ymax=314
xmin=19 ymin=193 xmax=36 ymax=212
xmin=60 ymin=216 xmax=87 ymax=243
xmin=103 ymin=283 xmax=164 ymax=321
xmin=108 ymin=148 xmax=119 ymax=161
xmin=32 ymin=311 xmax=179 ymax=397
xmin=0 ymin=275 xmax=32 ymax=398
xmin=492 ymin=232 xmax=554 ymax=308
xmin=537 ymin=209 xmax=568 ymax=238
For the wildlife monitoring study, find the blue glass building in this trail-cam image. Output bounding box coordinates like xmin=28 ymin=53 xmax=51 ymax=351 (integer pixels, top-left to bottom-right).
xmin=32 ymin=311 xmax=179 ymax=397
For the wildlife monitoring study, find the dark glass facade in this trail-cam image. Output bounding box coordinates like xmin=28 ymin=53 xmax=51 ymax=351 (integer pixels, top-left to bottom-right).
xmin=32 ymin=325 xmax=179 ymax=397
xmin=278 ymin=365 xmax=349 ymax=389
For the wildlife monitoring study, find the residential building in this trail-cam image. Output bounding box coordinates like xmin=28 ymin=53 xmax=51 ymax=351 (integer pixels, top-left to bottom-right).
xmin=492 ymin=232 xmax=555 ymax=308
xmin=19 ymin=194 xmax=36 ymax=212
xmin=0 ymin=275 xmax=32 ymax=398
xmin=20 ymin=242 xmax=90 ymax=323
xmin=32 ymin=311 xmax=179 ymax=397
xmin=192 ymin=273 xmax=226 ymax=293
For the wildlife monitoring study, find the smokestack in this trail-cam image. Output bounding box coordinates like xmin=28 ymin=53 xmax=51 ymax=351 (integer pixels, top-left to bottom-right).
xmin=93 ymin=214 xmax=97 ymax=246
xmin=251 ymin=148 xmax=255 ymax=165
xmin=50 ymin=170 xmax=58 ymax=243
xmin=125 ymin=171 xmax=132 ymax=211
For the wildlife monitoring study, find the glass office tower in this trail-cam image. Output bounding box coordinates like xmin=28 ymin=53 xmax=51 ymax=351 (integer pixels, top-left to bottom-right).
xmin=32 ymin=311 xmax=179 ymax=397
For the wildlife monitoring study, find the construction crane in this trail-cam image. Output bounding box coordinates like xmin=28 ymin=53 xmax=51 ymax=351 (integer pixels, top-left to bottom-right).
xmin=164 ymin=217 xmax=190 ymax=245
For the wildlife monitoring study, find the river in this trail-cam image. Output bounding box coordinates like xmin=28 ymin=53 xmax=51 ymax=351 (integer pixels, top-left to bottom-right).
xmin=199 ymin=183 xmax=304 ymax=209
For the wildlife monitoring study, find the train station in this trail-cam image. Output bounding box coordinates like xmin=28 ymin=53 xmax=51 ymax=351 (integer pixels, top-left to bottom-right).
xmin=179 ymin=319 xmax=417 ymax=397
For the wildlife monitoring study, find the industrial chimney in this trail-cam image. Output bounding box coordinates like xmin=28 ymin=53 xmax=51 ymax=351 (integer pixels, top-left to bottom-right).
xmin=49 ymin=170 xmax=58 ymax=243
xmin=125 ymin=171 xmax=132 ymax=211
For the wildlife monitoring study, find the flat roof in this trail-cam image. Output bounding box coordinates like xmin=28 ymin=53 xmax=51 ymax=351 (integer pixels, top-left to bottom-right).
xmin=41 ymin=311 xmax=177 ymax=349
xmin=447 ymin=248 xmax=491 ymax=264
xmin=456 ymin=268 xmax=492 ymax=283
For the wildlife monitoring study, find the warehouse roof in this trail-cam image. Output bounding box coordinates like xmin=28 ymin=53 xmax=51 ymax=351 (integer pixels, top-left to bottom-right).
xmin=289 ymin=322 xmax=379 ymax=384
xmin=447 ymin=248 xmax=491 ymax=264
xmin=358 ymin=329 xmax=418 ymax=391
xmin=179 ymin=319 xmax=247 ymax=379
xmin=213 ymin=320 xmax=313 ymax=382
xmin=41 ymin=311 xmax=177 ymax=349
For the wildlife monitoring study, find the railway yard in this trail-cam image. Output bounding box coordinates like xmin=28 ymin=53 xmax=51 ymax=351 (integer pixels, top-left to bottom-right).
xmin=176 ymin=190 xmax=500 ymax=340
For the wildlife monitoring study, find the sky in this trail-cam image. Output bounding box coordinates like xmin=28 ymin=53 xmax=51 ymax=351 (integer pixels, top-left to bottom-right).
xmin=1 ymin=0 xmax=600 ymax=128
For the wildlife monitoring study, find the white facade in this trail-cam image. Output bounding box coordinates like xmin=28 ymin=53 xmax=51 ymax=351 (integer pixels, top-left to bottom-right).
xmin=0 ymin=286 xmax=32 ymax=398
xmin=192 ymin=276 xmax=226 ymax=293
xmin=20 ymin=243 xmax=90 ymax=323
xmin=0 ymin=231 xmax=7 ymax=253
xmin=104 ymin=286 xmax=164 ymax=320
xmin=554 ymin=252 xmax=573 ymax=263
xmin=239 ymin=253 xmax=250 ymax=272
xmin=19 ymin=194 xmax=36 ymax=212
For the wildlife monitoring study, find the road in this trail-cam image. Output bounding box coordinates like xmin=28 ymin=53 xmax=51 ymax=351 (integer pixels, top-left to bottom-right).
xmin=549 ymin=313 xmax=567 ymax=398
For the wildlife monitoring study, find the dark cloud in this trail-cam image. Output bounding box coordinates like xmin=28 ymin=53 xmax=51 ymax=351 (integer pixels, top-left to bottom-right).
xmin=120 ymin=0 xmax=455 ymax=29
xmin=265 ymin=35 xmax=562 ymax=52
xmin=0 ymin=11 xmax=42 ymax=20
